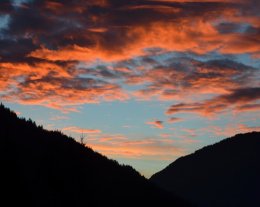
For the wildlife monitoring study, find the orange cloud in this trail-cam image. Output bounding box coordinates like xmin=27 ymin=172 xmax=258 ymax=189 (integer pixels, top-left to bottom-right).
xmin=146 ymin=120 xmax=164 ymax=129
xmin=28 ymin=17 xmax=258 ymax=63
xmin=86 ymin=135 xmax=184 ymax=160
xmin=0 ymin=60 xmax=129 ymax=112
xmin=219 ymin=33 xmax=260 ymax=54
xmin=63 ymin=126 xmax=102 ymax=134
xmin=2 ymin=0 xmax=260 ymax=64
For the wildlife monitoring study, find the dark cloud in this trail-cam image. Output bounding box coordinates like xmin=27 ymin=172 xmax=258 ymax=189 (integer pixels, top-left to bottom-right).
xmin=0 ymin=1 xmax=13 ymax=14
xmin=221 ymin=87 xmax=260 ymax=103
xmin=216 ymin=22 xmax=246 ymax=34
xmin=126 ymin=56 xmax=257 ymax=99
xmin=0 ymin=38 xmax=38 ymax=62
xmin=0 ymin=0 xmax=256 ymax=62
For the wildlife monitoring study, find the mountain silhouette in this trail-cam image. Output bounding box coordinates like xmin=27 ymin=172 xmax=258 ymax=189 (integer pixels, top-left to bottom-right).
xmin=150 ymin=132 xmax=260 ymax=207
xmin=0 ymin=104 xmax=191 ymax=207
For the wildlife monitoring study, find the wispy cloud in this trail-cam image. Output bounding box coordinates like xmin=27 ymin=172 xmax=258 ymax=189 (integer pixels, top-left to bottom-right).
xmin=86 ymin=134 xmax=185 ymax=160
xmin=146 ymin=120 xmax=164 ymax=129
xmin=168 ymin=117 xmax=183 ymax=123
xmin=63 ymin=126 xmax=102 ymax=134
xmin=166 ymin=87 xmax=260 ymax=116
xmin=205 ymin=124 xmax=260 ymax=138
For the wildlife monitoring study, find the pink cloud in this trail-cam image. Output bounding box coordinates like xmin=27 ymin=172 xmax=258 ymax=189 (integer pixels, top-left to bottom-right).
xmin=205 ymin=124 xmax=260 ymax=138
xmin=63 ymin=126 xmax=102 ymax=134
xmin=86 ymin=135 xmax=185 ymax=160
xmin=146 ymin=120 xmax=164 ymax=129
xmin=168 ymin=117 xmax=183 ymax=123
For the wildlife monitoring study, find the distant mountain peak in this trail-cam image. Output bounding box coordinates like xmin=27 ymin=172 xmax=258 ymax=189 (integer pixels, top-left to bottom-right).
xmin=150 ymin=132 xmax=260 ymax=207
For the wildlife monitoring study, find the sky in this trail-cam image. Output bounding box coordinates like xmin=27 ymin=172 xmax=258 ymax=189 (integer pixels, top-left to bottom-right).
xmin=0 ymin=0 xmax=260 ymax=178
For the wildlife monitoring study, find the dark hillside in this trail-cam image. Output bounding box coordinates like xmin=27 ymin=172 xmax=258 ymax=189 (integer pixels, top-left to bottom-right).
xmin=151 ymin=132 xmax=260 ymax=207
xmin=0 ymin=104 xmax=190 ymax=207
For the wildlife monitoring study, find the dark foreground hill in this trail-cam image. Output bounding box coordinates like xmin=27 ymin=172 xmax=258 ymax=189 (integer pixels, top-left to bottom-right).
xmin=0 ymin=104 xmax=191 ymax=207
xmin=150 ymin=132 xmax=260 ymax=207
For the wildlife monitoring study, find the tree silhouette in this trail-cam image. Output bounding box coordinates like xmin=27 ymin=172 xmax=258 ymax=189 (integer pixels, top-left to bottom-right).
xmin=80 ymin=132 xmax=85 ymax=145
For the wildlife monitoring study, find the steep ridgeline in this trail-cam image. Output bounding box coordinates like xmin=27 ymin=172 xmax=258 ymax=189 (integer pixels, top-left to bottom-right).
xmin=0 ymin=104 xmax=191 ymax=207
xmin=150 ymin=132 xmax=260 ymax=207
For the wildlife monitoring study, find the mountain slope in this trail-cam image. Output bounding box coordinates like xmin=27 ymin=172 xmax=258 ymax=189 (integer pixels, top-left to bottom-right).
xmin=150 ymin=132 xmax=260 ymax=207
xmin=0 ymin=104 xmax=190 ymax=207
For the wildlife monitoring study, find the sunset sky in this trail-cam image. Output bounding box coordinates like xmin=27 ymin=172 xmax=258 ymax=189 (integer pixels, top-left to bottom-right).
xmin=1 ymin=0 xmax=260 ymax=177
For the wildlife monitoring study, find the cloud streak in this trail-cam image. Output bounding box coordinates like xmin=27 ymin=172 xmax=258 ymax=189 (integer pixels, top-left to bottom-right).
xmin=86 ymin=134 xmax=184 ymax=160
xmin=63 ymin=126 xmax=102 ymax=134
xmin=166 ymin=87 xmax=260 ymax=116
xmin=146 ymin=120 xmax=164 ymax=129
